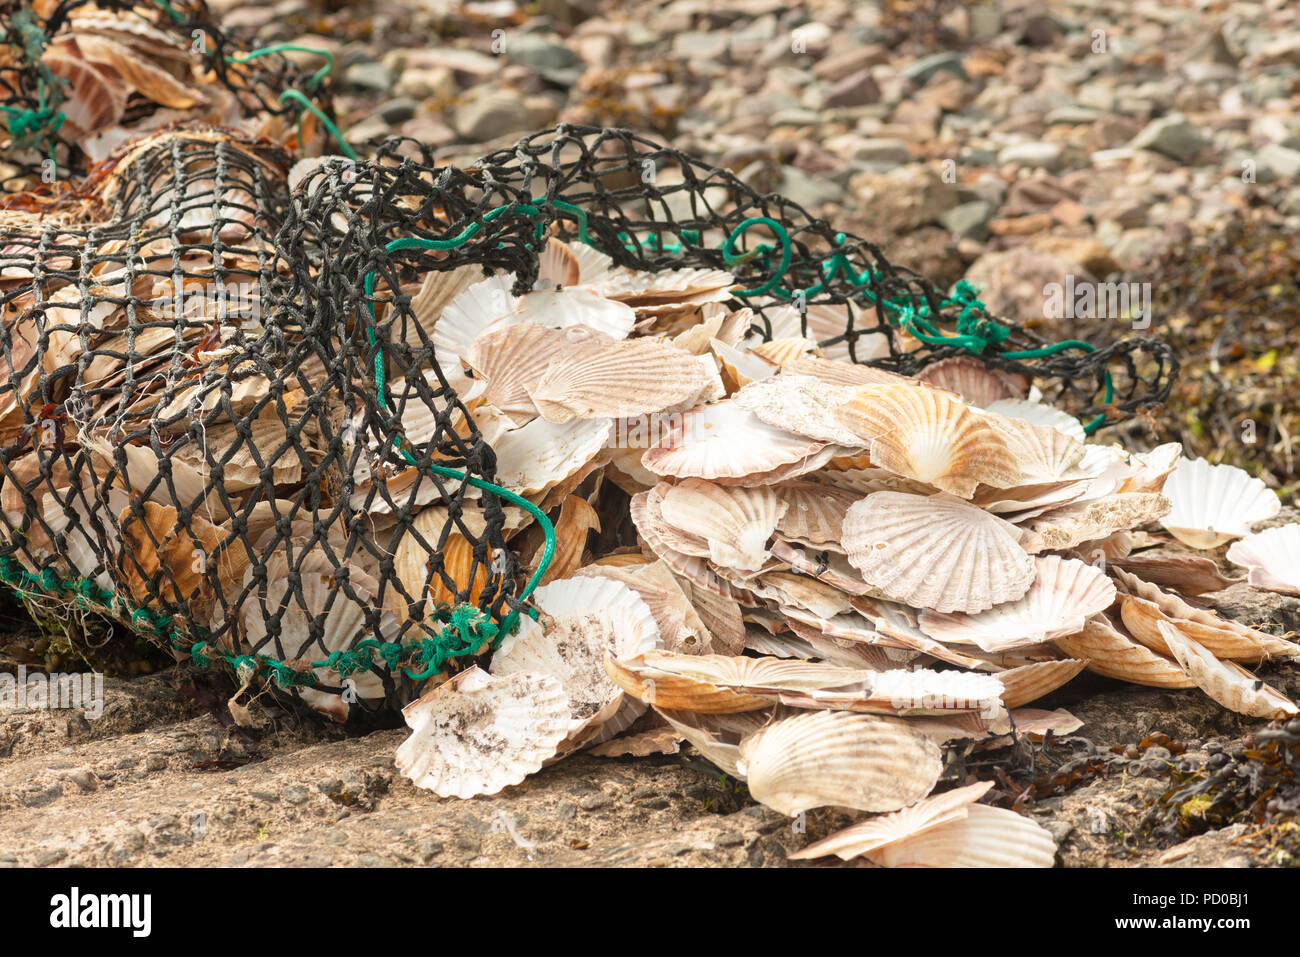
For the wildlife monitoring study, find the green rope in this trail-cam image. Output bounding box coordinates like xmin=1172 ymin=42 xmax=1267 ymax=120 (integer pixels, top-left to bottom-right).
xmin=362 ymin=234 xmax=557 ymax=646
xmin=0 ymin=553 xmax=503 ymax=689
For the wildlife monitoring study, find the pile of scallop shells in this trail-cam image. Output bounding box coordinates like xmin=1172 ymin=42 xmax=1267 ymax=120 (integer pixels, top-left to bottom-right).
xmin=392 ymin=236 xmax=1300 ymax=866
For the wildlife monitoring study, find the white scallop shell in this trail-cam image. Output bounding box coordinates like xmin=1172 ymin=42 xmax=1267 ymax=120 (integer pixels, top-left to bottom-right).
xmin=1226 ymin=524 xmax=1300 ymax=595
xmin=395 ymin=668 xmax=573 ymax=798
xmin=641 ymin=401 xmax=827 ymax=481
xmin=1157 ymin=621 xmax=1299 ymax=720
xmin=919 ymin=556 xmax=1116 ymax=652
xmin=842 ymin=491 xmax=1035 ymax=613
xmin=733 ymin=375 xmax=866 ymax=447
xmin=492 ymin=416 xmax=612 ymax=497
xmin=985 ymin=397 xmax=1086 ymax=442
xmin=866 ymin=803 xmax=1057 ymax=867
xmin=790 ymin=781 xmax=994 ymax=860
xmin=1160 ymin=457 xmax=1280 ymax=548
xmin=491 ymin=576 xmax=660 ymax=751
xmin=736 ymin=710 xmax=942 ymax=816
xmin=659 ymin=478 xmax=788 ymax=571
xmin=1017 ymin=493 xmax=1172 ymax=554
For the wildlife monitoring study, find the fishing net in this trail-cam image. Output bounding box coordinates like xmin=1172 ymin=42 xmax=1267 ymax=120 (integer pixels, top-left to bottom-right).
xmin=0 ymin=126 xmax=520 ymax=720
xmin=0 ymin=0 xmax=336 ymax=188
xmin=363 ymin=126 xmax=1178 ymax=434
xmin=0 ymin=122 xmax=1179 ymax=721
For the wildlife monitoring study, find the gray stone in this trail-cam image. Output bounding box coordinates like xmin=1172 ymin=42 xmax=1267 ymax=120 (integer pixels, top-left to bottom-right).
xmin=901 ymin=51 xmax=966 ymax=85
xmin=1255 ymin=143 xmax=1300 ymax=183
xmin=940 ymin=200 xmax=995 ymax=240
xmin=283 ymin=785 xmax=310 ymax=806
xmin=376 ymin=97 xmax=418 ymax=125
xmin=1130 ymin=114 xmax=1207 ymax=161
xmin=997 ymin=141 xmax=1063 ymax=170
xmin=342 ymin=60 xmax=394 ymax=94
xmin=34 ymin=848 xmax=67 ymax=867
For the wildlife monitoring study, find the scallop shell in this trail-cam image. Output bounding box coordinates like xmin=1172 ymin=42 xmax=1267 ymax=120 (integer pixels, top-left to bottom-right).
xmin=605 ymin=651 xmax=873 ymax=713
xmin=462 ymin=321 xmax=574 ymax=423
xmin=916 ymin=357 xmax=1023 ymax=407
xmin=574 ymin=559 xmax=713 ymax=655
xmin=1157 ymin=622 xmax=1299 ymax=720
xmin=986 ymin=398 xmax=1086 ymax=442
xmin=1017 ymin=493 xmax=1172 ymax=554
xmin=994 ymin=658 xmax=1088 ymax=708
xmin=658 ymin=478 xmax=787 ymax=571
xmin=866 ymin=803 xmax=1057 ymax=867
xmin=537 ymin=238 xmax=581 ymax=287
xmin=491 ymin=576 xmax=660 ymax=751
xmin=790 ymin=781 xmax=994 ymax=861
xmin=1119 ymin=442 xmax=1182 ymax=494
xmin=1227 ymin=524 xmax=1300 ymax=594
xmin=1112 ymin=567 xmax=1293 ymax=660
xmin=1160 ymin=457 xmax=1281 ymax=548
xmin=396 ymin=668 xmax=573 ymax=798
xmin=654 ymin=708 xmax=771 ymax=778
xmin=515 ymin=286 xmax=638 ymax=339
xmin=782 ymin=355 xmax=913 ymax=388
xmin=834 ymin=383 xmax=1020 ymax=498
xmin=919 ymin=556 xmax=1116 ymax=652
xmin=779 ymin=668 xmax=1005 ymax=717
xmin=493 ymin=416 xmax=612 ymax=497
xmin=733 ymin=375 xmax=866 ymax=447
xmin=1110 ymin=552 xmax=1238 ymax=595
xmin=1055 ymin=615 xmax=1193 ymax=688
xmin=529 ymin=338 xmax=714 ymax=422
xmin=772 ymin=481 xmax=861 ymax=549
xmin=982 ymin=414 xmax=1087 ymax=484
xmin=642 ymin=401 xmax=827 ymax=481
xmin=736 ymin=710 xmax=942 ymax=816
xmin=842 ymin=491 xmax=1036 ymax=613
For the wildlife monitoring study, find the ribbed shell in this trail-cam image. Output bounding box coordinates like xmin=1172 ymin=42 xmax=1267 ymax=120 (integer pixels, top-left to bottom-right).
xmin=773 ymin=480 xmax=861 ymax=549
xmin=867 ymin=803 xmax=1057 ymax=867
xmin=1157 ymin=622 xmax=1299 ymax=720
xmin=396 ymin=668 xmax=573 ymax=798
xmin=737 ymin=710 xmax=942 ymax=816
xmin=834 ymin=383 xmax=1020 ymax=498
xmin=659 ymin=478 xmax=787 ymax=571
xmin=842 ymin=491 xmax=1035 ymax=613
xmin=734 ymin=375 xmax=866 ymax=447
xmin=1055 ymin=615 xmax=1193 ymax=688
xmin=491 ymin=576 xmax=660 ymax=752
xmin=994 ymin=658 xmax=1089 ymax=708
xmin=916 ymin=356 xmax=1023 ymax=407
xmin=919 ymin=555 xmax=1116 ymax=652
xmin=790 ymin=781 xmax=994 ymax=860
xmin=529 ymin=338 xmax=713 ymax=422
xmin=1161 ymin=457 xmax=1281 ymax=548
xmin=1227 ymin=524 xmax=1300 ymax=594
xmin=641 ymin=401 xmax=827 ymax=481
xmin=986 ymin=398 xmax=1086 ymax=442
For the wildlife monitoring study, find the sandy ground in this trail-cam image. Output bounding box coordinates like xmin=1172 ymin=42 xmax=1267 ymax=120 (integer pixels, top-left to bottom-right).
xmin=2 ymin=571 xmax=1296 ymax=869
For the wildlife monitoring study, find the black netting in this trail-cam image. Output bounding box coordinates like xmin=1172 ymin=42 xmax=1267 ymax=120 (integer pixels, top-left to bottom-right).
xmin=0 ymin=0 xmax=333 ymax=188
xmin=355 ymin=125 xmax=1177 ymax=428
xmin=0 ymin=122 xmax=1179 ymax=720
xmin=0 ymin=127 xmax=514 ymax=719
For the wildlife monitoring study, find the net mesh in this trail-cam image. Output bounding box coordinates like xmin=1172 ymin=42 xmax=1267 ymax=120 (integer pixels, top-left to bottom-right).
xmin=0 ymin=0 xmax=333 ymax=187
xmin=0 ymin=122 xmax=1178 ymax=719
